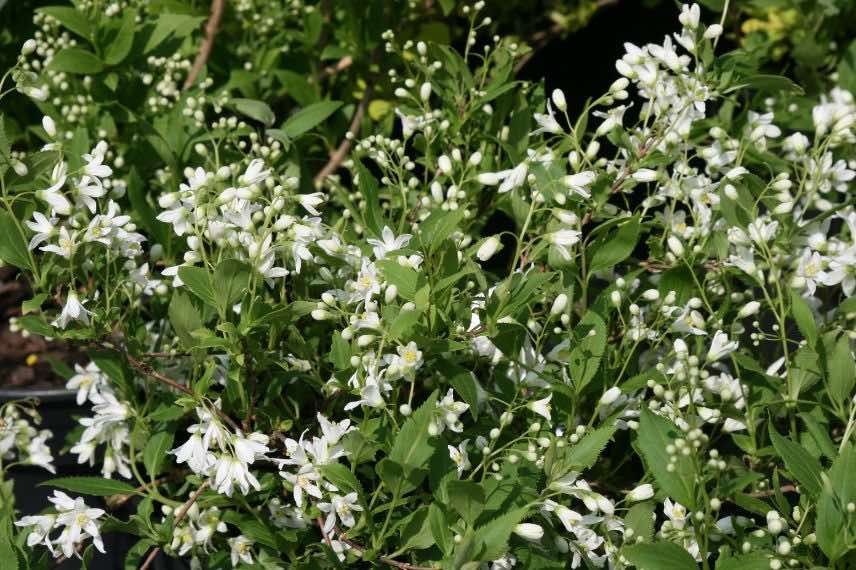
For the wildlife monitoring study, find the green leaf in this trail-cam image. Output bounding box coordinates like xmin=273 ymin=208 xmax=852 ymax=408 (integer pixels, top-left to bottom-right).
xmin=22 ymin=294 xmax=48 ymax=315
xmin=104 ymin=12 xmax=135 ymax=65
xmin=232 ymin=98 xmax=276 ymax=127
xmin=168 ymin=290 xmax=203 ymax=348
xmin=143 ymin=14 xmax=205 ymax=53
xmin=213 ymin=259 xmax=252 ymax=312
xmin=816 ymin=443 xmax=856 ymax=561
xmin=355 ymin=161 xmax=386 ymax=236
xmin=789 ymin=289 xmax=817 ymax=347
xmin=740 ymin=74 xmax=804 ymax=95
xmin=443 ymin=362 xmax=480 ymax=420
xmin=397 ymin=507 xmax=435 ymax=552
xmin=623 ymin=542 xmax=698 ymax=570
xmin=589 ymin=215 xmax=640 ymax=273
xmin=769 ymin=429 xmax=823 ymax=498
xmin=566 ymin=423 xmax=616 ymax=470
xmin=387 ymin=391 xmax=440 ymax=492
xmin=429 ymin=503 xmax=454 ymax=555
xmin=49 ymin=47 xmax=104 ymax=74
xmin=419 ymin=209 xmax=465 ymax=254
xmin=715 ymin=552 xmax=771 ymax=570
xmin=624 ymin=501 xmax=655 ymax=543
xmin=320 ymin=463 xmax=367 ymax=504
xmin=42 ymin=476 xmax=137 ymax=496
xmin=328 ymin=332 xmax=351 ymax=370
xmin=178 ymin=266 xmax=217 ymax=308
xmin=474 ymin=507 xmax=529 ymax=561
xmin=568 ymin=311 xmax=607 ymax=391
xmin=36 ymin=6 xmax=92 ymax=41
xmin=447 ymin=480 xmax=485 ymax=525
xmin=280 ymin=101 xmax=342 ymax=138
xmin=638 ymin=408 xmax=696 ymax=508
xmin=0 ymin=210 xmax=32 ymax=271
xmin=826 ymin=334 xmax=855 ymax=413
xmin=128 ymin=167 xmax=170 ymax=249
xmin=143 ymin=432 xmax=174 ymax=478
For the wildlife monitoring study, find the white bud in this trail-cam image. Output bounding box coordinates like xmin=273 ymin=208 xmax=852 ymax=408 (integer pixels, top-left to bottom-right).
xmin=551 ymin=89 xmax=567 ymax=112
xmin=385 ymin=284 xmax=398 ymax=303
xmin=420 ymin=82 xmax=432 ymax=102
xmin=438 ymin=154 xmax=452 ymax=175
xmin=477 ymin=172 xmax=501 ymax=185
xmin=627 ymin=483 xmax=654 ymax=502
xmin=21 ymin=39 xmax=37 ymax=55
xmin=738 ymin=301 xmax=761 ymax=318
xmin=600 ymin=386 xmax=622 ymax=406
xmin=513 ymin=523 xmax=544 ymax=541
xmin=42 ymin=116 xmax=56 ymax=138
xmin=667 ymin=235 xmax=685 ymax=257
xmin=357 ymin=334 xmax=376 ymax=347
xmin=476 ymin=236 xmax=501 ymax=262
xmin=551 ymin=293 xmax=568 ymax=316
xmin=610 ymin=290 xmax=622 ymax=306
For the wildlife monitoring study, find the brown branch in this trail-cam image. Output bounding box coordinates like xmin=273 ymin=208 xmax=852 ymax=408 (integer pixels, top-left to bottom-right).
xmin=183 ymin=0 xmax=225 ymax=90
xmin=749 ymin=484 xmax=797 ymax=498
xmin=313 ymin=85 xmax=373 ymax=187
xmin=315 ymin=520 xmax=436 ymax=570
xmin=125 ymin=352 xmax=242 ymax=432
xmin=139 ymin=482 xmax=211 ymax=570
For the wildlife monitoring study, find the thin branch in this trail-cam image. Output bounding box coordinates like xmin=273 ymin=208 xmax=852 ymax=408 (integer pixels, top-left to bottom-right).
xmin=125 ymin=352 xmax=242 ymax=432
xmin=139 ymin=482 xmax=211 ymax=570
xmin=183 ymin=0 xmax=225 ymax=90
xmin=314 ymin=520 xmax=436 ymax=570
xmin=313 ymin=85 xmax=373 ymax=187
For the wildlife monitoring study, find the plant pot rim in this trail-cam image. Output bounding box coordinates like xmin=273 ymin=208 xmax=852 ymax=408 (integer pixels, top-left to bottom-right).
xmin=0 ymin=387 xmax=77 ymax=402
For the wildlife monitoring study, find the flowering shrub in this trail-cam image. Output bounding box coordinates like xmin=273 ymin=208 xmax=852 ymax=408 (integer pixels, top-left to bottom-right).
xmin=1 ymin=1 xmax=856 ymax=569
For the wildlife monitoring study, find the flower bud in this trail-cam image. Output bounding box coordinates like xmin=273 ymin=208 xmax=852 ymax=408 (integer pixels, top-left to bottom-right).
xmin=513 ymin=523 xmax=544 ymax=541
xmin=627 ymin=483 xmax=654 ymax=502
xmin=385 ymin=284 xmax=398 ymax=303
xmin=476 ymin=236 xmax=501 ymax=262
xmin=477 ymin=172 xmax=501 ymax=185
xmin=551 ymin=293 xmax=568 ymax=316
xmin=600 ymin=386 xmax=621 ymax=406
xmin=551 ymin=89 xmax=567 ymax=112
xmin=21 ymin=39 xmax=37 ymax=55
xmin=357 ymin=334 xmax=376 ymax=347
xmin=438 ymin=154 xmax=452 ymax=175
xmin=42 ymin=116 xmax=56 ymax=138
xmin=667 ymin=235 xmax=685 ymax=257
xmin=420 ymin=82 xmax=432 ymax=102
xmin=737 ymin=301 xmax=761 ymax=318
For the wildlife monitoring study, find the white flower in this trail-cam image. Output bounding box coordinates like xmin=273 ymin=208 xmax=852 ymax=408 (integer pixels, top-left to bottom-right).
xmin=533 ymin=100 xmax=562 ymax=135
xmin=25 ymin=212 xmax=57 ymax=250
xmin=367 ymin=226 xmax=411 ymax=259
xmin=15 ymin=514 xmax=57 ymax=554
xmin=663 ymin=497 xmax=688 ymax=529
xmin=282 ymin=465 xmax=323 ymax=508
xmin=562 ymin=171 xmax=596 ymax=199
xmin=513 ymin=523 xmax=544 ymax=541
xmin=212 ymin=454 xmax=261 ymax=497
xmin=298 ymin=192 xmax=325 ymax=215
xmin=228 ymin=535 xmax=254 ymax=567
xmin=172 ymin=433 xmax=214 ymax=475
xmin=317 ymin=414 xmax=353 ymax=446
xmin=82 ymin=150 xmax=112 ymax=179
xmin=549 ymin=229 xmax=581 ymax=261
xmin=707 ymin=330 xmax=738 ymax=362
xmin=66 ymin=362 xmax=107 ymax=405
xmin=435 ymin=388 xmax=470 ymax=433
xmin=448 ymin=439 xmax=471 ymax=476
xmin=318 ymin=492 xmax=363 ymax=533
xmin=239 ymin=159 xmax=270 ymax=186
xmin=52 ymin=290 xmax=92 ymax=329
xmin=496 ymin=162 xmax=530 ymax=194
xmin=627 ymin=484 xmax=654 ymax=502
xmin=50 ymin=491 xmax=106 ymax=558
xmin=37 ymin=163 xmax=71 ymax=216
xmin=477 ymin=236 xmax=501 ymax=261
xmin=527 ymin=393 xmax=552 ymax=422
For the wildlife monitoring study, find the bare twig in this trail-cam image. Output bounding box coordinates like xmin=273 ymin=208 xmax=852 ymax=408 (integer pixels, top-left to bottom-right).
xmin=139 ymin=482 xmax=211 ymax=570
xmin=314 ymin=520 xmax=436 ymax=570
xmin=749 ymin=484 xmax=797 ymax=498
xmin=313 ymin=85 xmax=374 ymax=187
xmin=124 ymin=352 xmax=242 ymax=432
xmin=183 ymin=0 xmax=225 ymax=90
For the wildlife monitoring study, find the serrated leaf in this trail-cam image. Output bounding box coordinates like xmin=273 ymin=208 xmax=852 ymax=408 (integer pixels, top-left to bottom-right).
xmin=566 ymin=423 xmax=616 ymax=470
xmin=624 ymin=542 xmax=698 ymax=570
xmin=41 ymin=476 xmax=137 ymax=496
xmin=280 ymin=101 xmax=342 ymax=138
xmin=624 ymin=501 xmax=655 ymax=543
xmin=232 ymin=98 xmax=276 ymax=127
xmin=36 ymin=6 xmax=92 ymax=41
xmin=638 ymin=408 xmax=696 ymax=508
xmin=474 ymin=507 xmax=528 ymax=561
xmin=104 ymin=12 xmax=135 ymax=65
xmin=49 ymin=47 xmax=104 ymax=74
xmin=447 ymin=480 xmax=485 ymax=525
xmin=769 ymin=429 xmax=823 ymax=498
xmin=789 ymin=289 xmax=817 ymax=347
xmin=178 ymin=266 xmax=217 ymax=308
xmin=826 ymin=334 xmax=855 ymax=414
xmin=589 ymin=215 xmax=640 ymax=273
xmin=0 ymin=210 xmax=32 ymax=271
xmin=143 ymin=431 xmax=174 ymax=478
xmin=569 ymin=311 xmax=606 ymax=391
